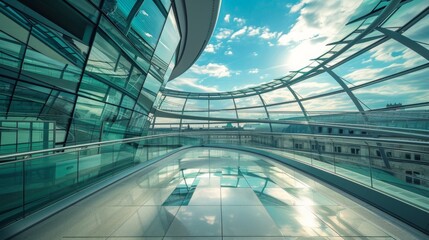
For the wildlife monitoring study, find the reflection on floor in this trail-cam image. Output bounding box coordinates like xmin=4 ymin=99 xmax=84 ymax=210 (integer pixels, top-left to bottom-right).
xmin=12 ymin=148 xmax=423 ymax=239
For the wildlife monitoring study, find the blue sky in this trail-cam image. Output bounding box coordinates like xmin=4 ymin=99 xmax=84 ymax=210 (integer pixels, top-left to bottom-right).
xmin=166 ymin=0 xmax=362 ymax=92
xmin=164 ymin=0 xmax=429 ymax=111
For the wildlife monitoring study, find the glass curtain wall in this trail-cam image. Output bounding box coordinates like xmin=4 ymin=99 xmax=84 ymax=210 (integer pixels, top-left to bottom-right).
xmin=0 ymin=0 xmax=181 ymax=152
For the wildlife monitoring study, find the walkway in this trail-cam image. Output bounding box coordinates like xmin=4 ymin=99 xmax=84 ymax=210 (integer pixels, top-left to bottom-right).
xmin=12 ymin=147 xmax=424 ymax=239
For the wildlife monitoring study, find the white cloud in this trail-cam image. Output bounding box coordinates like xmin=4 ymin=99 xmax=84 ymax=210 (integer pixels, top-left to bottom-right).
xmin=252 ymin=52 xmax=258 ymax=56
xmin=224 ymin=50 xmax=233 ymax=55
xmin=233 ymin=17 xmax=246 ymax=26
xmin=278 ymin=0 xmax=361 ymax=46
xmin=231 ymin=26 xmax=248 ymax=39
xmin=278 ymin=0 xmax=362 ymax=69
xmin=224 ymin=14 xmax=230 ymax=23
xmin=167 ymin=77 xmax=219 ymax=92
xmin=268 ymin=42 xmax=274 ymax=47
xmin=248 ymin=68 xmax=259 ymax=74
xmin=247 ymin=26 xmax=260 ymax=36
xmin=232 ymin=82 xmax=268 ymax=91
xmin=204 ymin=44 xmax=216 ymax=53
xmin=289 ymin=1 xmax=306 ymax=13
xmin=141 ymin=10 xmax=149 ymax=16
xmin=344 ymin=68 xmax=384 ymax=83
xmin=190 ymin=63 xmax=231 ymax=78
xmin=368 ymin=39 xmax=427 ymax=68
xmin=144 ymin=32 xmax=153 ymax=38
xmin=215 ymin=28 xmax=233 ymax=40
xmin=292 ymin=81 xmax=336 ymax=98
xmin=260 ymin=27 xmax=281 ymax=40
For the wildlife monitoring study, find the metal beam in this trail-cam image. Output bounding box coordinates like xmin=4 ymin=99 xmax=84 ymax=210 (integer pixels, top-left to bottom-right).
xmin=376 ymin=27 xmax=429 ymax=61
xmin=257 ymin=94 xmax=273 ymax=132
xmin=286 ymin=85 xmax=310 ymax=123
xmin=178 ymin=96 xmax=188 ymax=131
xmin=322 ymin=66 xmax=368 ymax=123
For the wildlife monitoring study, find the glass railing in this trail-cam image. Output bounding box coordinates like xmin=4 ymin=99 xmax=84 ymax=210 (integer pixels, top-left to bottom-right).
xmin=184 ymin=131 xmax=429 ymax=212
xmin=1 ymin=130 xmax=428 ymax=230
xmin=0 ymin=133 xmax=202 ymax=228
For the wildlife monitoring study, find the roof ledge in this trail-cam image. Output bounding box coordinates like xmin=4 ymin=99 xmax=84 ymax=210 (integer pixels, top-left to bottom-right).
xmin=169 ymin=0 xmax=221 ymax=80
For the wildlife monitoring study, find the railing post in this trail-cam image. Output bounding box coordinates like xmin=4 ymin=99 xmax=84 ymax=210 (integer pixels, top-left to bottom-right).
xmin=77 ymin=150 xmax=80 ymax=183
xmin=22 ymin=160 xmax=26 ymax=218
xmin=365 ymin=141 xmax=373 ymax=188
xmin=331 ymin=139 xmax=336 ymax=173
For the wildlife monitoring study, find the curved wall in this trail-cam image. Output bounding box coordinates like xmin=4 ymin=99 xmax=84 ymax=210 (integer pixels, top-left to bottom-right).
xmin=0 ymin=0 xmax=219 ymax=153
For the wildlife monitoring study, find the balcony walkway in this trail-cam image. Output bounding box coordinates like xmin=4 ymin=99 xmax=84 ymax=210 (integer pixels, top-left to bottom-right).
xmin=12 ymin=147 xmax=425 ymax=239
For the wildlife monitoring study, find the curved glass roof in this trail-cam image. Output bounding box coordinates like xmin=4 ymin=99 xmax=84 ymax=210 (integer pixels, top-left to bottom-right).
xmin=155 ymin=0 xmax=429 ymax=134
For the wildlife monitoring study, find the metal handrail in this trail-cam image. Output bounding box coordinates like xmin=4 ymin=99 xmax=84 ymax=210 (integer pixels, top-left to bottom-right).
xmin=0 ymin=132 xmax=184 ymax=162
xmin=2 ymin=130 xmax=428 ymax=164
xmin=155 ymin=109 xmax=429 ymax=137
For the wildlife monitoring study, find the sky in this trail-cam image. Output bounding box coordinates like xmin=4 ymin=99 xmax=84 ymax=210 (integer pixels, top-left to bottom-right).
xmin=164 ymin=0 xmax=429 ymax=112
xmin=166 ymin=0 xmax=362 ymax=92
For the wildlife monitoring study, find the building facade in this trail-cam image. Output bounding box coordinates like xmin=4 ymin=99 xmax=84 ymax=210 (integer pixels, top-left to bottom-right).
xmin=0 ymin=0 xmax=220 ymax=153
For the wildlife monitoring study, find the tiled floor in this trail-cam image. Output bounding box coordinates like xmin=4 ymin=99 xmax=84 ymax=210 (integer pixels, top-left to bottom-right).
xmin=12 ymin=148 xmax=425 ymax=239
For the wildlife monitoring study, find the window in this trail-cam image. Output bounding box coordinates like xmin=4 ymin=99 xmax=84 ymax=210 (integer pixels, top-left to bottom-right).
xmin=318 ymin=127 xmax=322 ymax=133
xmin=320 ymin=145 xmax=326 ymax=152
xmin=349 ymin=130 xmax=354 ymax=134
xmin=294 ymin=143 xmax=303 ymax=149
xmin=405 ymin=153 xmax=411 ymax=159
xmin=386 ymin=152 xmax=392 ymax=157
xmin=405 ymin=171 xmax=412 ymax=183
xmin=339 ymin=129 xmax=343 ymax=134
xmin=376 ymin=150 xmax=381 ymax=157
xmin=351 ymin=148 xmax=360 ymax=155
xmin=328 ymin=128 xmax=332 ymax=134
xmin=334 ymin=146 xmax=342 ymax=153
xmin=405 ymin=171 xmax=421 ymax=185
xmin=311 ymin=144 xmax=316 ymax=150
xmin=415 ymin=154 xmax=421 ymax=161
xmin=131 ymin=0 xmax=165 ymax=48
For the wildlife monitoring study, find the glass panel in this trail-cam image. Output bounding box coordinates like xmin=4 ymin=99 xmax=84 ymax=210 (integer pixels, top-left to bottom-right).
xmin=291 ymin=72 xmax=341 ymax=98
xmin=0 ymin=162 xmax=23 ymax=226
xmin=353 ymin=68 xmax=429 ymax=112
xmin=126 ymin=67 xmax=146 ymax=97
xmin=160 ymin=96 xmax=185 ymax=111
xmin=154 ymin=9 xmax=180 ymax=66
xmin=260 ymin=88 xmax=295 ymax=105
xmin=142 ymin=73 xmax=161 ymax=99
xmin=235 ymin=95 xmax=263 ymax=108
xmin=24 ymin=152 xmax=79 ymax=215
xmin=103 ymin=0 xmax=137 ymax=29
xmin=131 ymin=0 xmax=165 ymax=48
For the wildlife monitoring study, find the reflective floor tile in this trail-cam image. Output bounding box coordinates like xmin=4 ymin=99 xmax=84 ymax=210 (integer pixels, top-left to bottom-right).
xmin=61 ymin=206 xmax=138 ymax=237
xmin=221 ymin=176 xmax=250 ymax=188
xmin=286 ymin=189 xmax=337 ymax=206
xmin=15 ymin=206 xmax=139 ymax=239
xmin=195 ymin=174 xmax=221 ymax=187
xmin=165 ymin=206 xmax=221 ymax=236
xmin=255 ymin=188 xmax=296 ymax=206
xmin=267 ymin=172 xmax=300 ymax=188
xmin=221 ymin=188 xmax=262 ymax=205
xmin=62 ymin=238 xmax=106 ymax=240
xmin=265 ymin=206 xmax=338 ymax=237
xmin=144 ymin=187 xmax=175 ymax=205
xmin=223 ymin=238 xmax=285 ymax=240
xmin=108 ymin=237 xmax=162 ymax=240
xmin=222 ymin=206 xmax=283 ymax=237
xmin=188 ymin=188 xmax=220 ymax=205
xmin=111 ymin=206 xmax=179 ymax=237
xmin=313 ymin=206 xmax=389 ymax=236
xmin=244 ymin=175 xmax=281 ymax=189
xmin=163 ymin=237 xmax=221 ymax=240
